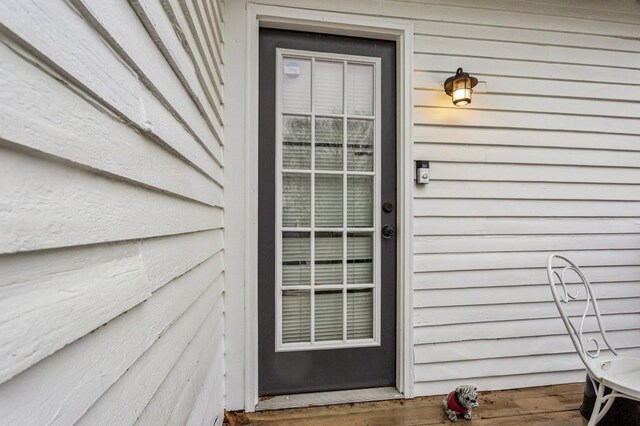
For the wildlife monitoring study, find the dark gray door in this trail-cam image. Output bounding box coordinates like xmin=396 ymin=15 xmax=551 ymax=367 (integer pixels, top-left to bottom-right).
xmin=258 ymin=28 xmax=397 ymax=396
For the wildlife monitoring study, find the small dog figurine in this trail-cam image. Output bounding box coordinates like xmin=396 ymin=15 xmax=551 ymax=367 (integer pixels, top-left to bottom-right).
xmin=442 ymin=385 xmax=479 ymax=421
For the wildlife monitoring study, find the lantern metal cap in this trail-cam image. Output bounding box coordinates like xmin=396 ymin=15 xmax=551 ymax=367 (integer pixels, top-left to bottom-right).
xmin=444 ymin=67 xmax=478 ymax=95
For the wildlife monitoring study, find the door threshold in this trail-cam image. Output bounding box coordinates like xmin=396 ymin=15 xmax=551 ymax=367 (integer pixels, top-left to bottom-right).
xmin=256 ymin=387 xmax=403 ymax=411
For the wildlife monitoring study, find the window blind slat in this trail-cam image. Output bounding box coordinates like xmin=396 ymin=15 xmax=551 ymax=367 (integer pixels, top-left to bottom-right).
xmin=315 ymin=290 xmax=343 ymax=341
xmin=347 ymin=233 xmax=373 ymax=284
xmin=347 ymin=119 xmax=373 ymax=172
xmin=315 ymin=233 xmax=343 ymax=285
xmin=347 ymin=289 xmax=373 ymax=339
xmin=347 ymin=63 xmax=373 ymax=116
xmin=283 ymin=174 xmax=311 ymax=227
xmin=283 ymin=115 xmax=311 ymax=169
xmin=315 ymin=175 xmax=343 ymax=227
xmin=314 ymin=61 xmax=343 ymax=114
xmin=347 ymin=176 xmax=373 ymax=227
xmin=283 ymin=58 xmax=311 ymax=112
xmin=283 ymin=233 xmax=310 ymax=286
xmin=315 ymin=117 xmax=343 ymax=171
xmin=282 ymin=290 xmax=311 ymax=343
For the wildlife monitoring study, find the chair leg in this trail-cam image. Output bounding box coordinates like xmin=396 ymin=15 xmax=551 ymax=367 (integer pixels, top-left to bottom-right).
xmin=595 ymin=392 xmax=617 ymax=424
xmin=588 ymin=382 xmax=606 ymax=426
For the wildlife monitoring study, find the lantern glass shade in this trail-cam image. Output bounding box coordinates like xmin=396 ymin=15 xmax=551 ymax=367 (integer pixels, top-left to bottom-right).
xmin=444 ymin=68 xmax=478 ymax=107
xmin=452 ymin=78 xmax=472 ymax=106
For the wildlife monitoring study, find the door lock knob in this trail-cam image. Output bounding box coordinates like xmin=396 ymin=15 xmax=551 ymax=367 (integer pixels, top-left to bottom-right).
xmin=381 ymin=225 xmax=395 ymax=239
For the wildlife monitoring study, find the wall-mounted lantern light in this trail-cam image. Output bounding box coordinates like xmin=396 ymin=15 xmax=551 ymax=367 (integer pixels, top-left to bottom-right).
xmin=444 ymin=68 xmax=478 ymax=107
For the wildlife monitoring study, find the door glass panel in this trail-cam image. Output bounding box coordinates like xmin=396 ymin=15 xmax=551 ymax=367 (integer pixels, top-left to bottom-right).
xmin=314 ymin=61 xmax=343 ymax=114
xmin=282 ymin=58 xmax=311 ymax=112
xmin=315 ymin=290 xmax=343 ymax=341
xmin=282 ymin=174 xmax=310 ymax=227
xmin=347 ymin=289 xmax=373 ymax=339
xmin=315 ymin=174 xmax=343 ymax=227
xmin=347 ymin=63 xmax=373 ymax=116
xmin=315 ymin=117 xmax=343 ymax=171
xmin=283 ymin=115 xmax=311 ymax=169
xmin=278 ymin=51 xmax=379 ymax=349
xmin=315 ymin=232 xmax=343 ymax=285
xmin=347 ymin=119 xmax=373 ymax=171
xmin=282 ymin=290 xmax=311 ymax=343
xmin=282 ymin=232 xmax=310 ymax=287
xmin=347 ymin=176 xmax=373 ymax=227
xmin=347 ymin=233 xmax=373 ymax=284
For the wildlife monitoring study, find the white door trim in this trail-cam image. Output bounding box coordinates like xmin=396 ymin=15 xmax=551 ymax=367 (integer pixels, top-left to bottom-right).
xmin=245 ymin=4 xmax=414 ymax=411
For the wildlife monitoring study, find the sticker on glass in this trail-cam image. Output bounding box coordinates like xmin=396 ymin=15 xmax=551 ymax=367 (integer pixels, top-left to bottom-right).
xmin=284 ymin=60 xmax=302 ymax=78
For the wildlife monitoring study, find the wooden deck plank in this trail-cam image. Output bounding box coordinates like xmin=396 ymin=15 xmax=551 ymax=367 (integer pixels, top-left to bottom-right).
xmin=226 ymin=383 xmax=586 ymax=425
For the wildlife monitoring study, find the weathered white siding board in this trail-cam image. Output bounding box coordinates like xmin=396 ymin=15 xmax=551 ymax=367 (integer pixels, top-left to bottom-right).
xmin=414 ymin=127 xmax=640 ymax=151
xmin=415 ymin=330 xmax=640 ymax=365
xmin=414 ymin=250 xmax=640 ymax=273
xmin=0 ymin=43 xmax=220 ymax=206
xmin=415 ymin=72 xmax=640 ymax=102
xmin=416 ymin=166 xmax=640 ymax=186
xmin=0 ymin=0 xmax=222 ymax=176
xmin=0 ymin=229 xmax=222 ymax=383
xmin=136 ymin=307 xmax=224 ymax=425
xmin=411 ymin=20 xmax=640 ymax=53
xmin=414 ymin=217 xmax=640 ymax=235
xmin=414 ymin=144 xmax=640 ymax=170
xmin=1 ymin=147 xmax=221 ymax=253
xmin=415 ymin=183 xmax=640 ymax=201
xmin=413 ymin=370 xmax=585 ymax=396
xmin=415 ymin=35 xmax=640 ymax=70
xmin=130 ymin=0 xmax=224 ymax=125
xmin=416 ymin=200 xmax=640 ymax=217
xmin=261 ymin=0 xmax=640 ymax=37
xmin=416 ymin=109 xmax=640 ymax=134
xmin=219 ymin=0 xmax=640 ymax=401
xmin=415 ymin=235 xmax=640 ymax=254
xmin=416 ymin=282 xmax=640 ymax=307
xmin=410 ymin=0 xmax=640 ymax=25
xmin=0 ymin=0 xmax=225 ymax=423
xmin=415 ymin=90 xmax=640 ymax=119
xmin=0 ymin=253 xmax=223 ymax=425
xmin=210 ymin=0 xmax=225 ymax=43
xmin=415 ymin=313 xmax=640 ymax=345
xmin=188 ymin=348 xmax=226 ymax=426
xmin=414 ymin=266 xmax=640 ymax=290
xmin=77 ymin=277 xmax=223 ymax=425
xmin=0 ymin=245 xmax=149 ymax=384
xmin=414 ymin=299 xmax=640 ymax=327
xmin=414 ymin=54 xmax=639 ymax=86
xmin=71 ymin=0 xmax=223 ymax=151
xmin=414 ymin=348 xmax=640 ymax=383
xmin=165 ymin=330 xmax=225 ymax=426
xmin=191 ymin=0 xmax=224 ymax=80
xmin=172 ymin=0 xmax=224 ymax=102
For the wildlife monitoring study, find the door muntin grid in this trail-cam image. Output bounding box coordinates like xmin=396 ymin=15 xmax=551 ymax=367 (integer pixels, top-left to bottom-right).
xmin=275 ymin=49 xmax=381 ymax=351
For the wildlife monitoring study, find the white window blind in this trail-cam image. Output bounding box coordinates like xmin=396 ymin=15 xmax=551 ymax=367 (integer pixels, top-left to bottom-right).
xmin=277 ymin=50 xmax=380 ymax=350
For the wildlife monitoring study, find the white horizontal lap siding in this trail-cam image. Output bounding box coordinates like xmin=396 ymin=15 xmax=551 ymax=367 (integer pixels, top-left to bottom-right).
xmin=408 ymin=0 xmax=640 ymax=395
xmin=248 ymin=0 xmax=640 ymax=397
xmin=0 ymin=0 xmax=225 ymax=424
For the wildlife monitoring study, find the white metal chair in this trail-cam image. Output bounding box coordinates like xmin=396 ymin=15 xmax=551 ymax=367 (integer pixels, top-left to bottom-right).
xmin=547 ymin=254 xmax=640 ymax=425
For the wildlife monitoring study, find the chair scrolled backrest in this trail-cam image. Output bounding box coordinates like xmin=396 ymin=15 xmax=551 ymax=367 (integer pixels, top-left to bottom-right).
xmin=547 ymin=254 xmax=618 ymax=374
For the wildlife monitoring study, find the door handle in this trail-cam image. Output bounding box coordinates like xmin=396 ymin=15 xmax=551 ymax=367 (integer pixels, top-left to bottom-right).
xmin=381 ymin=225 xmax=395 ymax=239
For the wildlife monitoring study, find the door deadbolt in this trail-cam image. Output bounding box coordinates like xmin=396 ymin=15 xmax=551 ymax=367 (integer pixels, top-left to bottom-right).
xmin=382 ymin=202 xmax=394 ymax=213
xmin=382 ymin=225 xmax=395 ymax=239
